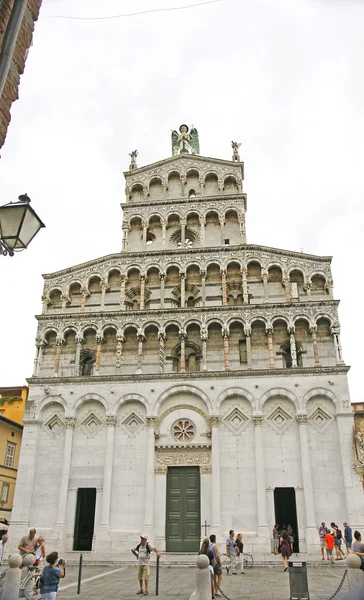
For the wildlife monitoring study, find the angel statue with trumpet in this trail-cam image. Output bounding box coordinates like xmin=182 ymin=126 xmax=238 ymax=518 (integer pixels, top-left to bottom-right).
xmin=171 ymin=124 xmax=200 ymax=156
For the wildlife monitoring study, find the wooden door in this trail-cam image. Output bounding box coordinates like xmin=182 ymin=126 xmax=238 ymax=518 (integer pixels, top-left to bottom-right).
xmin=166 ymin=466 xmax=200 ymax=552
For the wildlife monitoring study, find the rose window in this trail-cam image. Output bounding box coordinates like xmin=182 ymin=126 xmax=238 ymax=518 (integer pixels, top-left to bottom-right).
xmin=172 ymin=419 xmax=196 ymax=442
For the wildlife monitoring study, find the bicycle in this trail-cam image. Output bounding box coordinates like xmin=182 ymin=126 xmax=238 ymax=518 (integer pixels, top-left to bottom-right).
xmin=220 ymin=552 xmax=254 ymax=573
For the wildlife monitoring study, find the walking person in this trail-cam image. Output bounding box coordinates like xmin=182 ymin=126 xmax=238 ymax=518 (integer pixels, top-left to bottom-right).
xmin=39 ymin=551 xmax=65 ymax=599
xmin=200 ymin=538 xmax=215 ymax=599
xmin=318 ymin=523 xmax=327 ymax=560
xmin=343 ymin=522 xmax=352 ymax=553
xmin=352 ymin=530 xmax=364 ymax=571
xmin=131 ymin=535 xmax=160 ymax=595
xmin=272 ymin=524 xmax=280 ymax=555
xmin=226 ymin=530 xmax=237 ymax=575
xmin=279 ymin=530 xmax=292 ymax=572
xmin=330 ymin=523 xmax=345 ymax=560
xmin=324 ymin=529 xmax=335 ymax=566
xmin=287 ymin=524 xmax=295 ymax=552
xmin=209 ymin=534 xmax=223 ymax=597
xmin=0 ymin=534 xmax=8 ymax=566
xmin=235 ymin=533 xmax=245 ymax=574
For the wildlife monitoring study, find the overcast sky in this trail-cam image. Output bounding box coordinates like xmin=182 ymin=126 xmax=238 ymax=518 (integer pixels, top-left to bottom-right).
xmin=1 ymin=0 xmax=363 ymax=400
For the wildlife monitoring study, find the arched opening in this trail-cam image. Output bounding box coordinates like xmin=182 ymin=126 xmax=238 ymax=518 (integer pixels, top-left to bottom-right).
xmin=251 ymin=320 xmax=269 ymax=369
xmin=80 ymin=328 xmax=97 ymax=375
xmin=280 ymin=340 xmax=303 ymax=368
xmin=204 ymin=173 xmax=219 ymax=196
xmin=122 ymin=326 xmax=138 ymax=374
xmin=224 ymin=176 xmax=238 ymax=194
xmin=311 ymin=274 xmax=327 ymax=297
xmin=165 ymin=266 xmax=180 ymax=308
xmin=147 ymin=216 xmax=162 ymax=250
xmin=316 ymin=318 xmax=335 ymax=366
xmin=164 ymin=324 xmax=180 ymax=374
xmin=130 ymin=184 xmax=144 ymax=202
xmin=167 ymin=213 xmax=181 ymax=248
xmin=205 ymin=211 xmax=221 ymax=247
xmin=86 ymin=277 xmax=102 ymax=308
xmin=206 ymin=322 xmax=223 ymax=370
xmin=186 ymin=169 xmax=200 ymax=197
xmin=289 ymin=270 xmax=305 ymax=301
xmin=40 ymin=331 xmax=57 ymax=376
xmin=49 ymin=289 xmax=62 ymax=310
xmin=142 ymin=325 xmax=159 ymax=373
xmin=62 ymin=330 xmax=76 ymax=377
xmin=247 ymin=261 xmax=264 ymax=304
xmin=226 ymin=262 xmax=243 ymax=305
xmin=167 ymin=171 xmax=181 ymax=199
xmin=149 ymin=177 xmax=163 ymax=200
xmin=229 ymin=321 xmax=246 ymax=370
xmin=69 ymin=283 xmax=82 ymax=309
xmin=102 ymin=327 xmax=117 ymax=375
xmin=224 ymin=210 xmax=240 ymax=245
xmin=206 ymin=263 xmax=222 ymax=306
xmin=128 ymin=217 xmax=143 ymax=252
xmin=272 ymin=319 xmax=289 ymax=369
xmin=105 ymin=270 xmax=121 ymax=307
xmin=268 ymin=266 xmax=284 ymax=302
xmin=294 ymin=319 xmax=310 ymax=366
xmin=125 ymin=268 xmax=141 ymax=311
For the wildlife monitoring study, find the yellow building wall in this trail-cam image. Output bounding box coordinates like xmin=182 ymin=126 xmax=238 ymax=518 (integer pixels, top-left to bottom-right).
xmin=0 ymin=386 xmax=28 ymax=425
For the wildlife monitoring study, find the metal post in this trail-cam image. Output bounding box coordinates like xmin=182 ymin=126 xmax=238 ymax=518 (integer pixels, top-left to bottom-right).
xmin=77 ymin=553 xmax=83 ymax=594
xmin=155 ymin=555 xmax=160 ymax=596
xmin=0 ymin=0 xmax=28 ymax=98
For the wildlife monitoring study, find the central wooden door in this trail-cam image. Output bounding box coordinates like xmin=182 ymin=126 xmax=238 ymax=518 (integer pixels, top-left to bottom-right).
xmin=166 ymin=466 xmax=200 ymax=552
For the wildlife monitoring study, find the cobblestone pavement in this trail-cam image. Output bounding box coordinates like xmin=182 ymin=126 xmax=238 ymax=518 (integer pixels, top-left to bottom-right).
xmin=56 ymin=564 xmax=351 ymax=600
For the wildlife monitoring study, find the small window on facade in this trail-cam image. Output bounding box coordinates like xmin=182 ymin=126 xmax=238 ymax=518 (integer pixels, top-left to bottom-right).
xmin=0 ymin=482 xmax=9 ymax=503
xmin=239 ymin=340 xmax=247 ymax=363
xmin=5 ymin=442 xmax=16 ymax=468
xmin=188 ymin=189 xmax=196 ymax=198
xmin=224 ymin=239 xmax=230 ymax=245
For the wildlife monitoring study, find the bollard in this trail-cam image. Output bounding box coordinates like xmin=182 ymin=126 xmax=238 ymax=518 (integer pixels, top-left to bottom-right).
xmin=20 ymin=553 xmax=36 ymax=599
xmin=288 ymin=557 xmax=309 ymax=600
xmin=155 ymin=554 xmax=160 ymax=596
xmin=77 ymin=553 xmax=83 ymax=595
xmin=2 ymin=553 xmax=22 ymax=600
xmin=346 ymin=553 xmax=364 ymax=600
xmin=189 ymin=555 xmax=210 ymax=600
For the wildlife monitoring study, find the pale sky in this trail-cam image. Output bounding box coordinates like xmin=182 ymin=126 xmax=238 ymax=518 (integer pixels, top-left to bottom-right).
xmin=1 ymin=0 xmax=363 ymax=400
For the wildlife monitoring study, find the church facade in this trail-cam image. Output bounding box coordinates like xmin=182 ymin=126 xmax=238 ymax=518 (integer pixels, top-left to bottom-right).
xmin=11 ymin=127 xmax=364 ymax=556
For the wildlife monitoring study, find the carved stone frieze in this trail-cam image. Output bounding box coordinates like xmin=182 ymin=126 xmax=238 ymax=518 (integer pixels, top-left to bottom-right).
xmin=155 ymin=444 xmax=211 ymax=473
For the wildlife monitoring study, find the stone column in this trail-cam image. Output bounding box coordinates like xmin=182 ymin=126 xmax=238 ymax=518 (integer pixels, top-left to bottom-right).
xmin=305 ymin=282 xmax=312 ymax=301
xmin=245 ymin=330 xmax=252 ymax=369
xmin=160 ymin=273 xmax=166 ymax=308
xmin=201 ymin=329 xmax=208 ymax=372
xmin=180 ymin=272 xmax=186 ymax=308
xmin=210 ymin=417 xmax=221 ymax=534
xmin=199 ymin=176 xmax=205 ymax=196
xmin=289 ymin=328 xmax=298 ymax=367
xmin=143 ymin=418 xmax=157 ymax=537
xmin=219 ymin=216 xmax=225 ymax=245
xmin=162 ymin=182 xmax=167 ymax=200
xmin=140 ymin=274 xmax=146 ymax=310
xmin=296 ymin=414 xmax=317 ymax=548
xmin=94 ymin=334 xmax=104 ymax=375
xmin=309 ymin=326 xmax=320 ymax=367
xmin=61 ymin=294 xmax=68 ymax=312
xmin=100 ymin=415 xmax=117 ymax=527
xmin=180 ymin=175 xmax=186 ymax=197
xmin=136 ymin=332 xmax=145 ymax=374
xmin=327 ymin=279 xmax=334 ymax=300
xmin=80 ymin=288 xmax=89 ymax=313
xmin=199 ymin=216 xmax=205 ymax=247
xmin=142 ymin=221 xmax=148 ymax=249
xmin=284 ymin=277 xmax=291 ymax=302
xmin=201 ymin=270 xmax=206 ymax=306
xmin=56 ymin=417 xmax=76 ymax=526
xmin=239 ymin=214 xmax=246 ymax=244
xmin=262 ymin=270 xmax=268 ymax=302
xmin=180 ymin=331 xmax=186 ymax=373
xmin=241 ymin=268 xmax=249 ymax=304
xmin=100 ymin=281 xmax=108 ymax=311
xmin=253 ymin=415 xmax=269 ymax=535
xmin=266 ymin=328 xmax=275 ymax=368
xmin=41 ymin=295 xmax=50 ymax=314
xmin=221 ymin=269 xmax=227 ymax=305
xmin=158 ymin=329 xmax=166 ymax=374
xmin=161 ymin=218 xmax=167 ymax=248
xmin=222 ymin=329 xmax=230 ymax=371
xmin=53 ymin=337 xmax=64 ymax=377
xmin=180 ymin=218 xmax=186 ymax=246
xmin=122 ymin=226 xmax=129 ymax=251
xmin=33 ymin=342 xmax=44 ymax=376
xmin=143 ymin=186 xmax=149 ymax=201
xmin=74 ymin=336 xmax=82 ymax=376
xmin=115 ymin=333 xmax=124 ymax=372
xmin=119 ymin=275 xmax=126 ymax=309
xmin=336 ymin=413 xmax=362 ymax=524
xmin=331 ymin=326 xmax=344 ymax=364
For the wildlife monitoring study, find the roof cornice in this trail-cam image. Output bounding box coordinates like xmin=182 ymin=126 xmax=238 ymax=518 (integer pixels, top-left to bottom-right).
xmin=123 ymin=153 xmax=244 ymax=178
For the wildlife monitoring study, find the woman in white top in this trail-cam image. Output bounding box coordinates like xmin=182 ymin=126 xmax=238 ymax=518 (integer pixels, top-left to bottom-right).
xmin=34 ymin=536 xmax=46 ymax=566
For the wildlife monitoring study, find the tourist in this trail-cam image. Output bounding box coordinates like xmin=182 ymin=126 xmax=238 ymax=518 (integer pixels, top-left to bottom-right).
xmin=0 ymin=534 xmax=8 ymax=566
xmin=209 ymin=534 xmax=222 ymax=596
xmin=352 ymin=530 xmax=364 ymax=571
xmin=131 ymin=535 xmax=160 ymax=595
xmin=34 ymin=535 xmax=46 ymax=565
xmin=226 ymin=529 xmax=237 ymax=575
xmin=39 ymin=551 xmax=65 ymax=599
xmin=318 ymin=523 xmax=327 ymax=560
xmin=199 ymin=538 xmax=215 ymax=599
xmin=18 ymin=528 xmax=38 ymax=557
xmin=235 ymin=533 xmax=245 ymax=574
xmin=279 ymin=530 xmax=292 ymax=572
xmin=324 ymin=529 xmax=335 ymax=566
xmin=343 ymin=522 xmax=352 ymax=553
xmin=330 ymin=522 xmax=345 ymax=560
xmin=272 ymin=524 xmax=280 ymax=555
xmin=287 ymin=524 xmax=295 ymax=552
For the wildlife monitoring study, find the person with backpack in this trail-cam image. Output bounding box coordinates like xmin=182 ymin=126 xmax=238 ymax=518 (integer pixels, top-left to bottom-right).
xmin=131 ymin=535 xmax=160 ymax=595
xmin=330 ymin=522 xmax=345 ymax=560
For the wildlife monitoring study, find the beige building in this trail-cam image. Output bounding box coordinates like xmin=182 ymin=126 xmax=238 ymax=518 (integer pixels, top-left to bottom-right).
xmin=10 ymin=127 xmax=364 ymax=557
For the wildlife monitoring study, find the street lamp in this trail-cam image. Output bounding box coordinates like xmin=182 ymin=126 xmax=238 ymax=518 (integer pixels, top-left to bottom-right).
xmin=0 ymin=194 xmax=45 ymax=256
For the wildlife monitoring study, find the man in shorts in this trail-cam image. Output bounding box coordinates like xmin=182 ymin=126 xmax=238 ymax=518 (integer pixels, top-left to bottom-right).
xmin=132 ymin=535 xmax=160 ymax=595
xmin=226 ymin=530 xmax=237 ymax=575
xmin=318 ymin=522 xmax=327 ymax=560
xmin=343 ymin=522 xmax=352 ymax=552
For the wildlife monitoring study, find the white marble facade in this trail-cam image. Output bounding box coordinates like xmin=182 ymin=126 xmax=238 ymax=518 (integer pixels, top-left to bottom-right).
xmin=10 ymin=136 xmax=364 ymax=556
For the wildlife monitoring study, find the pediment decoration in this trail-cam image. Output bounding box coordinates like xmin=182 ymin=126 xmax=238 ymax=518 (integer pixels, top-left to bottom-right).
xmin=43 ymin=414 xmax=65 ymax=437
xmin=308 ymin=406 xmax=332 ymax=432
xmin=223 ymin=407 xmax=249 ymax=435
xmin=266 ymin=406 xmax=293 ymax=434
xmin=121 ymin=412 xmax=145 ymax=437
xmin=80 ymin=412 xmax=103 ymax=438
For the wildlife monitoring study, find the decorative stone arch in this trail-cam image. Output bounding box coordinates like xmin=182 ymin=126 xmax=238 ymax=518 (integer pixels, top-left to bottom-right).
xmin=249 ymin=316 xmax=269 ymax=328
xmin=185 ymin=167 xmax=201 ymax=178
xmin=158 ymin=404 xmax=209 ymax=426
xmin=130 ymin=181 xmax=145 ymax=192
xmin=185 ymin=208 xmax=202 ymax=220
xmin=246 ymin=257 xmax=263 ymax=268
xmin=142 ymin=320 xmax=161 ymax=336
xmin=164 ymin=319 xmax=183 ymax=331
xmin=48 ymin=286 xmax=64 ymax=299
xmin=314 ymin=313 xmax=334 ymax=326
xmin=226 ymin=257 xmax=243 ymax=270
xmin=206 ymin=258 xmax=223 ymax=270
xmin=66 ymin=279 xmax=84 ymax=296
xmin=271 ymin=315 xmax=290 ymax=328
xmin=80 ymin=323 xmax=98 ymax=336
xmin=185 ymin=318 xmax=202 ymax=330
xmin=129 ymin=214 xmax=145 ymax=224
xmin=122 ymin=322 xmax=140 ymax=335
xmin=115 ymin=393 xmax=151 ymax=416
xmin=217 ymin=387 xmax=255 ymax=411
xmin=104 ymin=266 xmax=122 ymax=280
xmin=302 ymin=387 xmax=338 ymax=411
xmin=36 ymin=395 xmax=69 ymax=419
xmin=155 ymin=384 xmax=212 ymax=416
xmin=101 ymin=322 xmax=118 ymax=335
xmin=73 ymin=393 xmax=109 ymax=415
xmin=308 ymin=270 xmax=328 ymax=283
xmin=223 ymin=173 xmax=238 ymax=184
xmin=288 ymin=266 xmax=307 ymax=282
xmin=146 ymin=213 xmax=163 ymax=226
xmin=147 ymin=175 xmax=163 ymax=187
xmin=185 ymin=260 xmax=203 ymax=272
xmin=125 ymin=265 xmax=142 ymax=277
xmin=204 ymin=170 xmax=219 ymax=180
xmin=63 ymin=325 xmax=78 ymax=337
xmin=206 ymin=317 xmax=224 ymax=330
xmin=226 ymin=316 xmax=246 ymax=331
xmin=292 ymin=314 xmax=312 ymax=327
xmin=146 ymin=263 xmax=162 ymax=276
xmin=41 ymin=326 xmax=60 ymax=342
xmin=86 ymin=273 xmax=103 ymax=289
xmin=267 ymin=261 xmax=284 ymax=272
xmin=258 ymin=388 xmax=299 ymax=412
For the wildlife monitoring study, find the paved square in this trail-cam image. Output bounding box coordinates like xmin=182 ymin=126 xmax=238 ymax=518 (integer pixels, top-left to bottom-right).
xmin=56 ymin=564 xmax=351 ymax=600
